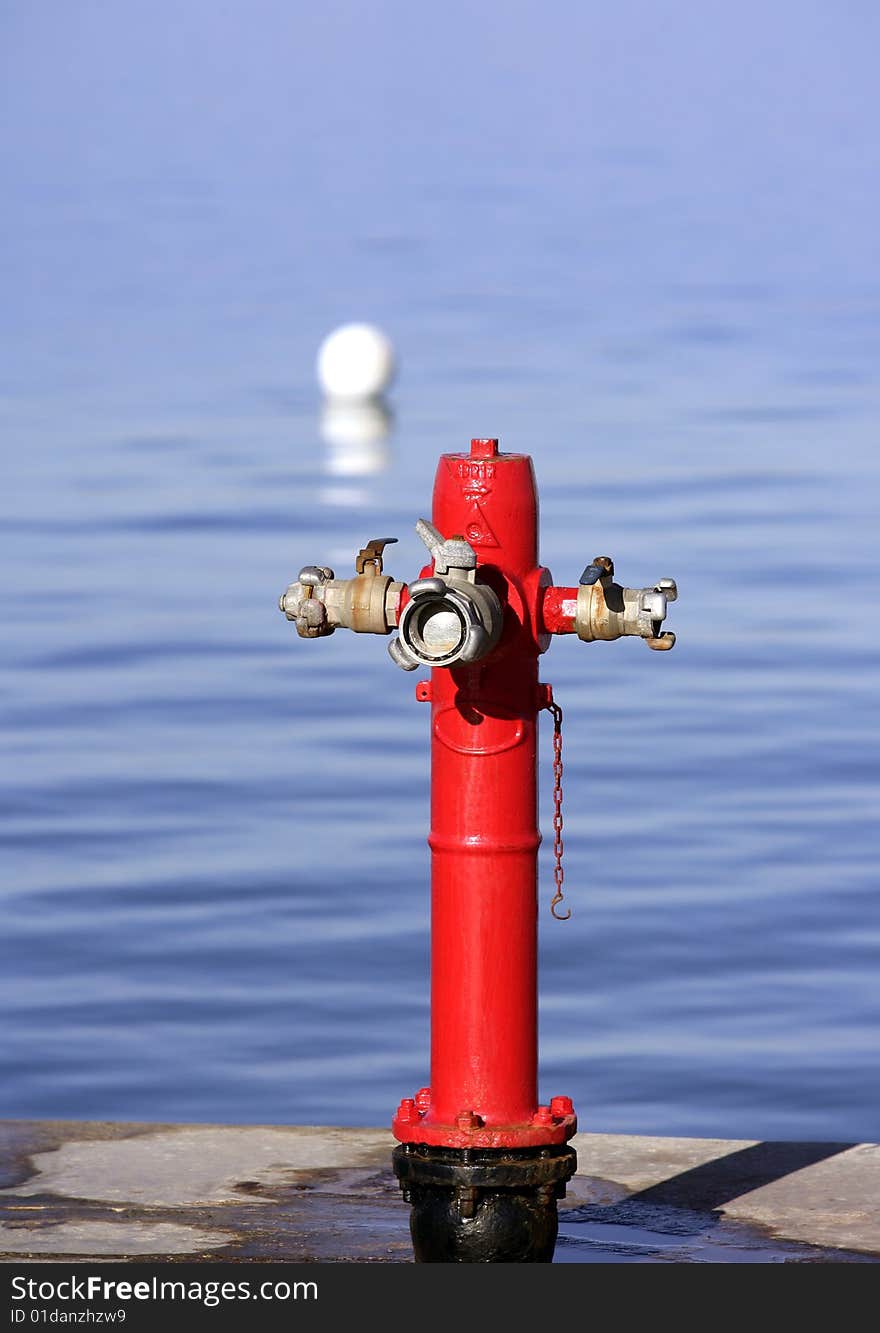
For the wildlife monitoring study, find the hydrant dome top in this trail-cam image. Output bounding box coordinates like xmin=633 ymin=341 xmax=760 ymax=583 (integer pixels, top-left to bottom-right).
xmin=443 ymin=438 xmax=529 ymax=463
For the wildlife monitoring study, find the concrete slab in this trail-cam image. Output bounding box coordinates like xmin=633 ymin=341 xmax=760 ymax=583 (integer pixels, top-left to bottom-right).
xmin=0 ymin=1122 xmax=876 ymax=1263
xmin=10 ymin=1127 xmax=388 ymax=1207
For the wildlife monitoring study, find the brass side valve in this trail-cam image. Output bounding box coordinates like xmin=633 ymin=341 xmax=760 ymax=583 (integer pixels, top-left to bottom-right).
xmin=575 ymin=557 xmax=677 ymax=651
xmin=278 ymin=538 xmax=404 ymax=638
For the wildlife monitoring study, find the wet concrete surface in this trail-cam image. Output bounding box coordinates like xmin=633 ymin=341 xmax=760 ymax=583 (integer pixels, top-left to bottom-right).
xmin=0 ymin=1123 xmax=876 ymax=1263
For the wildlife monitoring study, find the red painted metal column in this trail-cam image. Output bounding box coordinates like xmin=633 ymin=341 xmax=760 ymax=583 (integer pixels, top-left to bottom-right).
xmin=281 ymin=430 xmax=675 ymax=1260
xmin=393 ymin=438 xmax=576 ymax=1150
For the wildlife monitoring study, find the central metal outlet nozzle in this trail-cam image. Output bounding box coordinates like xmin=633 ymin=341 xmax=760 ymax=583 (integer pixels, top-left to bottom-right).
xmin=391 ymin=575 xmax=499 ymax=669
xmin=388 ymin=520 xmax=503 ymax=672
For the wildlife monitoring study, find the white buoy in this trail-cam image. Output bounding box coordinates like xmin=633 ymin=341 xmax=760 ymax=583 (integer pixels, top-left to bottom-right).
xmin=317 ymin=323 xmax=395 ymax=401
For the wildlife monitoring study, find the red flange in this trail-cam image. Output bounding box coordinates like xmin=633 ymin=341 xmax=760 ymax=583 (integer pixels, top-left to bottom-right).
xmin=393 ymin=1091 xmax=577 ymax=1149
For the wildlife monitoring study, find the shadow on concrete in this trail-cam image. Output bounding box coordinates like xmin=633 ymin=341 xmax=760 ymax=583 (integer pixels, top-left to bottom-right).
xmin=560 ymin=1140 xmax=859 ymax=1252
xmin=630 ymin=1141 xmax=854 ymax=1211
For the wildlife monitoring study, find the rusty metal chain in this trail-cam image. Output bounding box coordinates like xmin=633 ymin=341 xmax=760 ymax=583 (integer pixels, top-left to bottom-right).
xmin=547 ymin=700 xmax=570 ymax=921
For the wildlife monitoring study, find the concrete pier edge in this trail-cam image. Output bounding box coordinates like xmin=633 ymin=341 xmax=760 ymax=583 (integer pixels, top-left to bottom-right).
xmin=1 ymin=1122 xmax=877 ymax=1263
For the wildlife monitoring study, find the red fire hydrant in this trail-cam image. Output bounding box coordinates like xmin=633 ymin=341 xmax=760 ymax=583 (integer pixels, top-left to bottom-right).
xmin=280 ymin=438 xmax=676 ymax=1262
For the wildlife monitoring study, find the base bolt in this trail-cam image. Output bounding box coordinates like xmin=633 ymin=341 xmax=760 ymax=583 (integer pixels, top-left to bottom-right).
xmin=456 ymin=1186 xmax=478 ymax=1219
xmin=549 ymin=1095 xmax=574 ymax=1117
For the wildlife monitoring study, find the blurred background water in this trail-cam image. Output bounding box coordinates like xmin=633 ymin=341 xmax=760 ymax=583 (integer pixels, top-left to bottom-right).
xmin=2 ymin=1 xmax=878 ymax=1143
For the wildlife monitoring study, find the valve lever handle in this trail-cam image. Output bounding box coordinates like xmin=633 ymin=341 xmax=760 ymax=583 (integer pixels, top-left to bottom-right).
xmin=578 ymin=556 xmax=614 ymax=586
xmin=355 ymin=537 xmax=398 ymax=575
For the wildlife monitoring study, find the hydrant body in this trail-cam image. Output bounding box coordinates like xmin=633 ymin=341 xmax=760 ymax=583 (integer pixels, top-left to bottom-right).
xmin=279 ymin=435 xmax=677 ymax=1261
xmin=392 ymin=439 xmax=575 ymax=1149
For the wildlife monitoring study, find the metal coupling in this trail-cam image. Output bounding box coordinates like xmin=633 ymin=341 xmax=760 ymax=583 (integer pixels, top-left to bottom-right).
xmin=576 ymin=557 xmax=677 ymax=650
xmin=279 ymin=538 xmax=404 ymax=638
xmin=388 ymin=520 xmax=504 ymax=672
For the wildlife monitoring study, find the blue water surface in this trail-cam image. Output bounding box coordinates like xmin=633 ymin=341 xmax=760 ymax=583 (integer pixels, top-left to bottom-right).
xmin=2 ymin=1 xmax=879 ymax=1142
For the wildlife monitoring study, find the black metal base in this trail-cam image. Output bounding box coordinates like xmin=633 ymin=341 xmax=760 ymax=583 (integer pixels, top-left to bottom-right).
xmin=392 ymin=1143 xmax=577 ymax=1263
